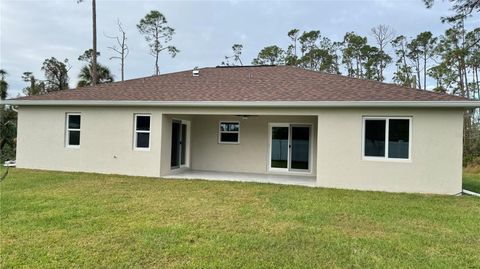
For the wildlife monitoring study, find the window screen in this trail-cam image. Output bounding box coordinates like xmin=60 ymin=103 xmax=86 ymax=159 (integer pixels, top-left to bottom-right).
xmin=219 ymin=122 xmax=239 ymax=143
xmin=388 ymin=119 xmax=410 ymax=159
xmin=66 ymin=114 xmax=81 ymax=147
xmin=135 ymin=115 xmax=151 ymax=149
xmin=364 ymin=119 xmax=386 ymax=157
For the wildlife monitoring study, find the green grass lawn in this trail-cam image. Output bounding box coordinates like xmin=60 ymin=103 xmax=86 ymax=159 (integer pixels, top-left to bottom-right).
xmin=1 ymin=169 xmax=479 ymax=268
xmin=463 ymin=173 xmax=480 ymax=193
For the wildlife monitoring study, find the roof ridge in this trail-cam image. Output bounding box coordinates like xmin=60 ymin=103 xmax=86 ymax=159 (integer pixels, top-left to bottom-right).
xmin=214 ymin=65 xmax=277 ymax=68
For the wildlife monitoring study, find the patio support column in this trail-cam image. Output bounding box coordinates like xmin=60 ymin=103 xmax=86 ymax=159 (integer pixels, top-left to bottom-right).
xmin=159 ymin=113 xmax=173 ymax=177
xmin=158 ymin=112 xmax=163 ymax=177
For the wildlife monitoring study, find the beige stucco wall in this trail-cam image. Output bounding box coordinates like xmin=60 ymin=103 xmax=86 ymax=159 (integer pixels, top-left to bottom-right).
xmin=316 ymin=108 xmax=464 ymax=194
xmin=16 ymin=106 xmax=317 ymax=177
xmin=16 ymin=106 xmax=163 ymax=177
xmin=15 ymin=105 xmax=464 ymax=194
xmin=190 ymin=115 xmax=317 ymax=175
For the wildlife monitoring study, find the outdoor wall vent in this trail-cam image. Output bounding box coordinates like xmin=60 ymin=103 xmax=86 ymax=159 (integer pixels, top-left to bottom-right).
xmin=192 ymin=68 xmax=200 ymax=77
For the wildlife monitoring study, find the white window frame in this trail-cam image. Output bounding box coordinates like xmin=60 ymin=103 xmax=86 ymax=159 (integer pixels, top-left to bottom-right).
xmin=171 ymin=119 xmax=191 ymax=169
xmin=134 ymin=114 xmax=151 ymax=151
xmin=362 ymin=116 xmax=412 ymax=162
xmin=180 ymin=120 xmax=191 ymax=168
xmin=65 ymin=113 xmax=81 ymax=148
xmin=218 ymin=121 xmax=240 ymax=144
xmin=268 ymin=123 xmax=313 ymax=175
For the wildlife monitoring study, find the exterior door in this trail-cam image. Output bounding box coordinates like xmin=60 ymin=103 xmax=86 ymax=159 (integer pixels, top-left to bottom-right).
xmin=171 ymin=120 xmax=181 ymax=169
xmin=270 ymin=124 xmax=289 ymax=171
xmin=290 ymin=125 xmax=310 ymax=171
xmin=171 ymin=120 xmax=190 ymax=169
xmin=269 ymin=124 xmax=311 ymax=172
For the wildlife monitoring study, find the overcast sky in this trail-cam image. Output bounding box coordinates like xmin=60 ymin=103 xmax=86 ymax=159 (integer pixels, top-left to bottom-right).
xmin=1 ymin=0 xmax=478 ymax=98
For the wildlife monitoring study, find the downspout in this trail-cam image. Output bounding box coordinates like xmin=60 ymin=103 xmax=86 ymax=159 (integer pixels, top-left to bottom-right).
xmin=462 ymin=189 xmax=480 ymax=197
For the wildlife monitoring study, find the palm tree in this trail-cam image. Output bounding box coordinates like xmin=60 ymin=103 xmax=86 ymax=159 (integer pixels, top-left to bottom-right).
xmin=77 ymin=64 xmax=114 ymax=87
xmin=78 ymin=0 xmax=97 ymax=86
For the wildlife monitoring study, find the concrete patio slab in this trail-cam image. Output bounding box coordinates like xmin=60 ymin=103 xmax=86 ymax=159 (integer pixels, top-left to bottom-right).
xmin=163 ymin=170 xmax=316 ymax=187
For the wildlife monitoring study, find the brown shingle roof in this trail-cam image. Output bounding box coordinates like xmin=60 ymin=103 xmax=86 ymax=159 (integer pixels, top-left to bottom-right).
xmin=13 ymin=65 xmax=467 ymax=102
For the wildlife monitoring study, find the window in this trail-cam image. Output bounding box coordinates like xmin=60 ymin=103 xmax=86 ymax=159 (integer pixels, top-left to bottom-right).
xmin=363 ymin=117 xmax=411 ymax=160
xmin=66 ymin=113 xmax=81 ymax=147
xmin=134 ymin=114 xmax=151 ymax=150
xmin=364 ymin=120 xmax=386 ymax=157
xmin=219 ymin=121 xmax=240 ymax=144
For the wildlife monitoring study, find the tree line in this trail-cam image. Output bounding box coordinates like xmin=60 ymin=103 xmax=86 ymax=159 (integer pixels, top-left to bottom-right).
xmin=224 ymin=18 xmax=479 ymax=99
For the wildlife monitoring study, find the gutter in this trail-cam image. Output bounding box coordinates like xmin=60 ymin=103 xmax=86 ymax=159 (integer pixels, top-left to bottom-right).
xmin=2 ymin=100 xmax=480 ymax=108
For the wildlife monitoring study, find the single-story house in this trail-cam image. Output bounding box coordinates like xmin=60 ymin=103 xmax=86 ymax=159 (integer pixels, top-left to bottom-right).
xmin=4 ymin=66 xmax=479 ymax=194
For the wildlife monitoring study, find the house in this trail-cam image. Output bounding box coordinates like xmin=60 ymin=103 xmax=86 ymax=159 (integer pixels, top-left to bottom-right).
xmin=4 ymin=66 xmax=479 ymax=194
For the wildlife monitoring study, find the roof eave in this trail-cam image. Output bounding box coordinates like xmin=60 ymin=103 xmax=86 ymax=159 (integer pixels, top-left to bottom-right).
xmin=2 ymin=100 xmax=479 ymax=108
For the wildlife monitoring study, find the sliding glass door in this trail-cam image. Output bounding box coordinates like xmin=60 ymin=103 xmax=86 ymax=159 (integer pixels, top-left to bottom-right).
xmin=171 ymin=121 xmax=181 ymax=168
xmin=290 ymin=125 xmax=310 ymax=170
xmin=269 ymin=124 xmax=311 ymax=172
xmin=171 ymin=120 xmax=189 ymax=169
xmin=271 ymin=126 xmax=289 ymax=169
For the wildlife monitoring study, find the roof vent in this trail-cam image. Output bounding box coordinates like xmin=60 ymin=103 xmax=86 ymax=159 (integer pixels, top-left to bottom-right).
xmin=192 ymin=67 xmax=200 ymax=77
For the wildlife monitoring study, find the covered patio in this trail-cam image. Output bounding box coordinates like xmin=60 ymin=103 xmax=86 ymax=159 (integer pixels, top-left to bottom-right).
xmin=160 ymin=113 xmax=318 ymax=186
xmin=163 ymin=170 xmax=316 ymax=187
